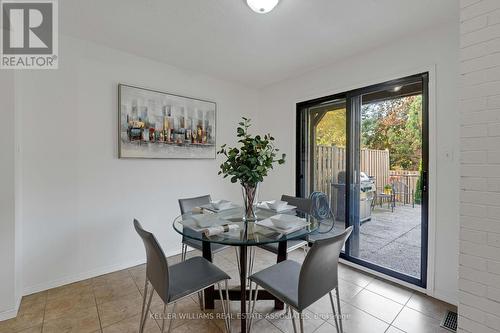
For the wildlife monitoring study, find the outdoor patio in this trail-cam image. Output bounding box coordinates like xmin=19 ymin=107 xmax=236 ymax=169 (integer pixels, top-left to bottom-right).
xmin=357 ymin=204 xmax=422 ymax=278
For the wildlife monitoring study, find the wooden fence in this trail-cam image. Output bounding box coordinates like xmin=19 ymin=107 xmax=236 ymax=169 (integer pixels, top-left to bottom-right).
xmin=314 ymin=145 xmax=390 ymax=197
xmin=314 ymin=145 xmax=420 ymax=204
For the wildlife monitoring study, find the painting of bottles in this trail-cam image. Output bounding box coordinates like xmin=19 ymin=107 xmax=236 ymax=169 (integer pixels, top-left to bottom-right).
xmin=119 ymin=84 xmax=216 ymax=159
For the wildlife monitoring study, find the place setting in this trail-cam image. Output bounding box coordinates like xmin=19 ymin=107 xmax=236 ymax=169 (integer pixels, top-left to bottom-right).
xmin=179 ymin=196 xmax=309 ymax=239
xmin=256 ymin=199 xmax=297 ymax=213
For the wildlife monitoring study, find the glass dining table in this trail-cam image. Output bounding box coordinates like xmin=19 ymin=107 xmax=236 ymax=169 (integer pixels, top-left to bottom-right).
xmin=172 ymin=206 xmax=319 ymax=333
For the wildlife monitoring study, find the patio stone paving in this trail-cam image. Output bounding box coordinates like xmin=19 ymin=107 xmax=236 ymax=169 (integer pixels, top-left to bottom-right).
xmin=356 ymin=204 xmax=422 ymax=278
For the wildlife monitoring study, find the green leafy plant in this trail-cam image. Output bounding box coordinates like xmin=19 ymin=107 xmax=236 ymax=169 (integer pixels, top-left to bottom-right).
xmin=217 ymin=117 xmax=286 ymax=187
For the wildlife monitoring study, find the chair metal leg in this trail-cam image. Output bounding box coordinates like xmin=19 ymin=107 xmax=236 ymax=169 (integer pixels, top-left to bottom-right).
xmin=247 ymin=247 xmax=256 ymax=307
xmin=140 ymin=286 xmax=154 ymax=333
xmin=139 ymin=279 xmax=149 ymax=332
xmin=246 ymin=247 xmax=255 ymax=312
xmin=290 ymin=309 xmax=298 ymax=333
xmin=195 ymin=242 xmax=204 ymax=311
xmin=198 ymin=290 xmax=205 ymax=311
xmin=248 ymin=280 xmax=253 ymax=320
xmin=247 ymin=281 xmax=259 ymax=332
xmin=299 ymin=313 xmax=304 ymax=333
xmin=336 ymin=288 xmax=344 ymax=333
xmin=181 ymin=243 xmax=187 ymax=261
xmin=235 ymin=247 xmax=241 ymax=276
xmin=249 ymin=247 xmax=255 ymax=275
xmin=225 ymin=279 xmax=231 ymax=332
xmin=167 ymin=303 xmax=176 ymax=333
xmin=161 ymin=303 xmax=167 ymax=333
xmin=247 ymin=248 xmax=251 ymax=287
xmin=247 ymin=248 xmax=255 ymax=287
xmin=329 ymin=291 xmax=340 ymax=333
xmin=218 ymin=283 xmax=230 ymax=333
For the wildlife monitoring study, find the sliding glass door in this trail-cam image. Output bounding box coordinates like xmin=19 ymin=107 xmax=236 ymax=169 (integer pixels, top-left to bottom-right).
xmin=297 ymin=73 xmax=428 ymax=287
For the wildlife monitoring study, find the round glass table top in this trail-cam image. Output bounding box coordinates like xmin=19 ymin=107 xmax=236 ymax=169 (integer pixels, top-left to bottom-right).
xmin=172 ymin=206 xmax=319 ymax=246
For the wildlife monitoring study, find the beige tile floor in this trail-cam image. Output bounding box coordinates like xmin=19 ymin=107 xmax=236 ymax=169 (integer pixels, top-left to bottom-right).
xmin=0 ymin=247 xmax=456 ymax=333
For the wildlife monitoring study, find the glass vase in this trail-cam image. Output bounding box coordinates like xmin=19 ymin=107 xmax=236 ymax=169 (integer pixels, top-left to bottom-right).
xmin=241 ymin=183 xmax=260 ymax=222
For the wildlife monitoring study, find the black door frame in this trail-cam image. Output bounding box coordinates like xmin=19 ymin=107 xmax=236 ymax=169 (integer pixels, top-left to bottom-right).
xmin=296 ymin=73 xmax=429 ymax=287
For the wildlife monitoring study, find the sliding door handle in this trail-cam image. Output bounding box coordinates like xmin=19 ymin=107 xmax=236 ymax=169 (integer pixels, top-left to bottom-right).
xmin=422 ymin=171 xmax=428 ymax=192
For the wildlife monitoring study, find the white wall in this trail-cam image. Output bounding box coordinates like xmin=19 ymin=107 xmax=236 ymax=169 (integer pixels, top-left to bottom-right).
xmin=16 ymin=36 xmax=260 ymax=293
xmin=459 ymin=1 xmax=500 ymax=332
xmin=0 ymin=70 xmax=20 ymax=319
xmin=257 ymin=21 xmax=460 ymax=304
xmin=8 ymin=14 xmax=461 ymax=308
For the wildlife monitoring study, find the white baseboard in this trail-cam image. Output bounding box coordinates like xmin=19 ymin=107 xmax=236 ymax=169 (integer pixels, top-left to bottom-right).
xmin=0 ymin=296 xmax=21 ymax=321
xmin=22 ymin=258 xmax=146 ymax=296
xmin=23 ymin=248 xmax=182 ymax=296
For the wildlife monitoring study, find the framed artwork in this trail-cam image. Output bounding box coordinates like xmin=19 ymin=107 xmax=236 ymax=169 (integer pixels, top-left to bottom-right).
xmin=118 ymin=84 xmax=216 ymax=159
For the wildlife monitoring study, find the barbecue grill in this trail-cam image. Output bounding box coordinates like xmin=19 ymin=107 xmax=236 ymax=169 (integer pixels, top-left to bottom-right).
xmin=331 ymin=171 xmax=376 ymax=222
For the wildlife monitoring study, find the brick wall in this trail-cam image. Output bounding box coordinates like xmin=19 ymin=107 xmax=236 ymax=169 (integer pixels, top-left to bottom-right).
xmin=460 ymin=0 xmax=500 ymax=332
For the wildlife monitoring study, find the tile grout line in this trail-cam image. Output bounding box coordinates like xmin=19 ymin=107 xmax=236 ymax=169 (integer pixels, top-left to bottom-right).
xmin=127 ymin=266 xmax=163 ymax=331
xmin=26 ymin=250 xmax=445 ymax=333
xmin=40 ymin=291 xmax=48 ymax=333
xmin=91 ymin=277 xmax=104 ymax=333
xmin=338 ymin=279 xmax=405 ymax=328
xmin=362 ymin=285 xmax=413 ymax=306
xmin=384 ymin=291 xmax=413 ymax=333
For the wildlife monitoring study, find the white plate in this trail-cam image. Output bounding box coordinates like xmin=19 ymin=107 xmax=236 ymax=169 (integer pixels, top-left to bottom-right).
xmin=210 ymin=200 xmax=232 ymax=210
xmin=267 ymin=200 xmax=288 ymax=211
xmin=270 ymin=214 xmax=301 ymax=229
xmin=257 ymin=201 xmax=297 ymax=213
xmin=190 ymin=214 xmax=229 ymax=228
xmin=255 ymin=215 xmax=309 ymax=234
xmin=200 ymin=202 xmax=238 ymax=212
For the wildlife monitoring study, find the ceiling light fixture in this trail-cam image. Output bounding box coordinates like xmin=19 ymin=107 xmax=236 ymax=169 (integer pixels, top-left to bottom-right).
xmin=247 ymin=0 xmax=279 ymax=14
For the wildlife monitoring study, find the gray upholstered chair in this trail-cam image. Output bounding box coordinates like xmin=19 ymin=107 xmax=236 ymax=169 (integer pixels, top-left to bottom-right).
xmin=248 ymin=226 xmax=353 ymax=333
xmin=134 ymin=219 xmax=231 ymax=333
xmin=178 ymin=195 xmax=230 ymax=260
xmin=178 ymin=195 xmax=241 ymax=309
xmin=258 ymin=195 xmax=311 ymax=256
xmin=281 ymin=194 xmax=312 ymax=213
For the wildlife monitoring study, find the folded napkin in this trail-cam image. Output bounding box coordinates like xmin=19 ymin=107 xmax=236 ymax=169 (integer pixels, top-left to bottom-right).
xmin=191 ymin=207 xmax=204 ymax=214
xmin=191 ymin=207 xmax=215 ymax=215
xmin=203 ymin=224 xmax=239 ymax=237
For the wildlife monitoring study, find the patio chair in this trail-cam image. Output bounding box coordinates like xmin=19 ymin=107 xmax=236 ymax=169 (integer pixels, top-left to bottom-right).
xmin=373 ymin=187 xmax=396 ymax=213
xmin=391 ymin=180 xmax=415 ymax=208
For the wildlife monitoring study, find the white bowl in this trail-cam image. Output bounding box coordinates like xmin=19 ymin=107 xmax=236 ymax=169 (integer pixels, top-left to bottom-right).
xmin=270 ymin=214 xmax=298 ymax=229
xmin=267 ymin=200 xmax=288 ymax=211
xmin=211 ymin=200 xmax=232 ymax=210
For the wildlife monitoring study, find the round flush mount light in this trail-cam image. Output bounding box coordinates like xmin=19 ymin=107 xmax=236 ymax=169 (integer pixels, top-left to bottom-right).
xmin=247 ymin=0 xmax=280 ymax=14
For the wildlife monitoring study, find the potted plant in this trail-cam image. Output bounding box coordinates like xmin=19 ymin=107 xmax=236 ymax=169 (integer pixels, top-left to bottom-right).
xmin=217 ymin=117 xmax=286 ymax=221
xmin=384 ymin=184 xmax=392 ymax=195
